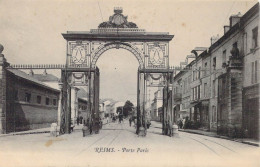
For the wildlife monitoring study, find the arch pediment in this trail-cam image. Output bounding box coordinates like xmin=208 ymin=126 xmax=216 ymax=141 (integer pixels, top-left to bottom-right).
xmin=98 ymin=7 xmax=138 ymax=28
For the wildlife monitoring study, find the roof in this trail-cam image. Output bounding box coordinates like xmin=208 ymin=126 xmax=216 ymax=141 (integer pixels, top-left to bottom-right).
xmin=32 ymin=74 xmax=59 ymax=82
xmin=7 ymin=69 xmax=59 ymax=92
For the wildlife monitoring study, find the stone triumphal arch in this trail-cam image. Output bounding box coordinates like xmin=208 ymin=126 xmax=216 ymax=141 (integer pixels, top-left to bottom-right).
xmin=7 ymin=7 xmax=174 ymax=136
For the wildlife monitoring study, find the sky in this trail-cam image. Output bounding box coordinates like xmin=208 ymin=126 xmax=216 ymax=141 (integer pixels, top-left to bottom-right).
xmin=0 ymin=0 xmax=258 ymax=103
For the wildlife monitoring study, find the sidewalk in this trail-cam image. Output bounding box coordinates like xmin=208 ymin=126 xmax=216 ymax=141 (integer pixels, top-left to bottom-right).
xmin=0 ymin=124 xmax=84 ymax=137
xmin=0 ymin=121 xmax=113 ymax=138
xmin=179 ymin=129 xmax=259 ymax=147
xmin=151 ymin=121 xmax=259 ymax=147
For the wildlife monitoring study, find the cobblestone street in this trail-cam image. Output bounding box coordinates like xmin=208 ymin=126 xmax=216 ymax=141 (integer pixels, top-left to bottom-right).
xmin=0 ymin=121 xmax=259 ymax=167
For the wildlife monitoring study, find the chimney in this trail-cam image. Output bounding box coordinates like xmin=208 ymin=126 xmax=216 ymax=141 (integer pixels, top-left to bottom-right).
xmin=210 ymin=35 xmax=219 ymax=45
xmin=229 ymin=12 xmax=242 ymax=27
xmin=224 ymin=26 xmax=230 ymax=34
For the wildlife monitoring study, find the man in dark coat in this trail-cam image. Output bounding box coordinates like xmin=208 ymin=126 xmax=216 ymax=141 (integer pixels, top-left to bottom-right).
xmin=129 ymin=117 xmax=132 ymax=127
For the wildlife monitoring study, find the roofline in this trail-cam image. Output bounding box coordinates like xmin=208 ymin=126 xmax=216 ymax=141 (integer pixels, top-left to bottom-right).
xmin=209 ymin=2 xmax=259 ymax=52
xmin=7 ymin=70 xmax=60 ymax=93
xmin=173 ymin=3 xmax=259 ymax=81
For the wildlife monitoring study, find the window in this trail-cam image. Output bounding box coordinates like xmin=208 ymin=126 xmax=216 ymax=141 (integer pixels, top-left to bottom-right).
xmin=198 ymin=67 xmax=201 ymax=79
xmin=212 ymin=106 xmax=216 ymax=122
xmin=192 ymin=88 xmax=195 ymax=100
xmin=204 ymin=83 xmax=207 ymax=98
xmin=252 ymin=27 xmax=258 ymax=49
xmin=53 ymin=99 xmax=57 ymax=106
xmin=198 ymin=85 xmax=200 ymax=99
xmin=213 ymin=80 xmax=216 ymax=97
xmin=252 ymin=61 xmax=258 ymax=84
xmin=45 ymin=98 xmax=50 ymax=105
xmin=222 ymin=50 xmax=226 ymax=64
xmin=213 ymin=57 xmax=216 ymax=70
xmin=25 ymin=93 xmax=31 ymax=103
xmin=37 ymin=96 xmax=41 ymax=104
xmin=243 ymin=33 xmax=247 ymax=54
xmin=255 ymin=61 xmax=258 ymax=83
xmin=14 ymin=90 xmax=18 ymax=101
xmin=204 ymin=62 xmax=208 ymax=76
xmin=195 ymin=87 xmax=197 ymax=100
xmin=251 ymin=62 xmax=254 ymax=84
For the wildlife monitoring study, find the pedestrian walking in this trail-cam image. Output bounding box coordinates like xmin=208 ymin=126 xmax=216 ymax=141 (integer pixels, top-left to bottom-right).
xmin=182 ymin=118 xmax=186 ymax=129
xmin=76 ymin=117 xmax=80 ymax=125
xmin=168 ymin=119 xmax=173 ymax=137
xmin=129 ymin=117 xmax=132 ymax=127
xmin=87 ymin=118 xmax=93 ymax=134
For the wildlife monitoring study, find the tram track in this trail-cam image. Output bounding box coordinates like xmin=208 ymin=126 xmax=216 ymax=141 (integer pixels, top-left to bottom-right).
xmin=184 ymin=135 xmax=221 ymax=157
xmin=107 ymin=123 xmax=124 ymax=146
xmin=202 ymin=137 xmax=238 ymax=153
xmin=182 ymin=133 xmax=238 ymax=157
xmin=75 ymin=132 xmax=112 ymax=156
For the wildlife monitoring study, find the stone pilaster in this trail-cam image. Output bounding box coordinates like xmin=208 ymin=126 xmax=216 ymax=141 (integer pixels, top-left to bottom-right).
xmin=227 ymin=56 xmax=243 ymax=137
xmin=70 ymin=87 xmax=79 ymax=126
xmin=0 ymin=44 xmax=7 ymax=134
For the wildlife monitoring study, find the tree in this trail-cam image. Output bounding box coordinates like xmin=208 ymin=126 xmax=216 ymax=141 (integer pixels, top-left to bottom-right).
xmin=123 ymin=100 xmax=134 ymax=117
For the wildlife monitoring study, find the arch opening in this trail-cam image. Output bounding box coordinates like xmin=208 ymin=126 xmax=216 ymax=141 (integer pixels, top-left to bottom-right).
xmin=91 ymin=43 xmax=144 ymax=69
xmin=96 ymin=49 xmax=139 ymax=103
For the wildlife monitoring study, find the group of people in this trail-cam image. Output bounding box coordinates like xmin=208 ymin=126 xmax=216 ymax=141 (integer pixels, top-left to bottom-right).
xmin=76 ymin=116 xmax=84 ymax=125
xmin=83 ymin=117 xmax=103 ymax=134
xmin=177 ymin=117 xmax=188 ymax=129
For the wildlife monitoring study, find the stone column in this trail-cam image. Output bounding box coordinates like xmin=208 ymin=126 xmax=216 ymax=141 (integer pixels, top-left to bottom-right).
xmin=70 ymin=87 xmax=79 ymax=126
xmin=0 ymin=44 xmax=6 ymax=134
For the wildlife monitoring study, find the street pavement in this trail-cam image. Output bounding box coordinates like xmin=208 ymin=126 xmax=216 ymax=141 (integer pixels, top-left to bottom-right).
xmin=0 ymin=120 xmax=259 ymax=167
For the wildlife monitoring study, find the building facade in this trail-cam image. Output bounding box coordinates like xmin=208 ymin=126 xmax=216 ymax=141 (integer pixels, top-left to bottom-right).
xmin=172 ymin=3 xmax=259 ymax=139
xmin=5 ymin=69 xmax=60 ymax=133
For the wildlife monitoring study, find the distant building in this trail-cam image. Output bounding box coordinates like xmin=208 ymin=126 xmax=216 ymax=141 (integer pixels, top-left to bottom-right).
xmin=173 ymin=63 xmax=192 ymax=124
xmin=151 ymin=88 xmax=163 ymax=121
xmin=31 ymin=70 xmax=90 ymax=126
